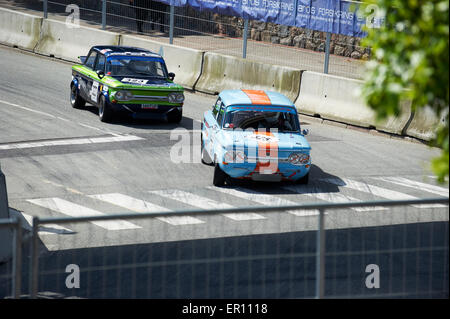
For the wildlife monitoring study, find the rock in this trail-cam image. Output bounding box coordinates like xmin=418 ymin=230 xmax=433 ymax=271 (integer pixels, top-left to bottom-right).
xmin=361 ymin=53 xmax=371 ymax=60
xmin=317 ymin=42 xmax=325 ymax=52
xmin=334 ymin=45 xmax=345 ymax=56
xmin=280 ymin=36 xmax=293 ymax=46
xmin=262 ymin=30 xmax=272 ymax=42
xmin=293 ymin=34 xmax=306 ymax=48
xmin=305 ymin=40 xmax=316 ymax=50
xmin=351 ymin=51 xmax=362 ymax=59
xmin=278 ymin=25 xmax=289 ymax=38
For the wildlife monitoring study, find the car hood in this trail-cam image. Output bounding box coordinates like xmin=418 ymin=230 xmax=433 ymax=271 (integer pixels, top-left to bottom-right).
xmin=112 ymin=76 xmax=182 ymax=89
xmin=219 ymin=130 xmax=311 ymax=153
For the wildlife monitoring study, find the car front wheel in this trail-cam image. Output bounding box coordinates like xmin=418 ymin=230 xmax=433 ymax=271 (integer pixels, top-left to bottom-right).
xmin=70 ymin=83 xmax=85 ymax=109
xmin=98 ymin=95 xmax=113 ymax=123
xmin=168 ymin=109 xmax=182 ymax=123
xmin=296 ymin=172 xmax=309 ymax=185
xmin=213 ymin=163 xmax=227 ymax=187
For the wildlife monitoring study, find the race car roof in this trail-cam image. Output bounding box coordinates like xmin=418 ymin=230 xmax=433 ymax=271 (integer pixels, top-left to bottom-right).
xmin=92 ymin=46 xmax=162 ymax=58
xmin=219 ymin=90 xmax=295 ymax=108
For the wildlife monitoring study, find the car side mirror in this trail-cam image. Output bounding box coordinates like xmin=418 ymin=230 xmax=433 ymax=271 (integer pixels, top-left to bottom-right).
xmin=96 ymin=70 xmax=105 ymax=79
xmin=302 ymin=129 xmax=309 ymax=136
xmin=168 ymin=72 xmax=175 ymax=81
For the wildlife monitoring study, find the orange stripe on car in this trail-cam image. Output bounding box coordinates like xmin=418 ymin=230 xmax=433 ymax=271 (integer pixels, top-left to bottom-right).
xmin=255 ymin=131 xmax=279 ymax=174
xmin=242 ymin=90 xmax=272 ymax=105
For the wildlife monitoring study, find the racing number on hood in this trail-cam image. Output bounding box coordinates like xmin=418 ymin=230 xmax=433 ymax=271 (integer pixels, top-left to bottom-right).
xmin=255 ymin=131 xmax=278 ymax=174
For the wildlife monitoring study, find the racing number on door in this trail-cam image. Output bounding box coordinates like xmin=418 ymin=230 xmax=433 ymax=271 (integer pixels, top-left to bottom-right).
xmin=90 ymin=81 xmax=99 ymax=103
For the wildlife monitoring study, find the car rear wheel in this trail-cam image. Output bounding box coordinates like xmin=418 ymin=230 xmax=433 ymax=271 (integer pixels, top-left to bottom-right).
xmin=98 ymin=95 xmax=113 ymax=123
xmin=296 ymin=172 xmax=309 ymax=185
xmin=213 ymin=163 xmax=227 ymax=187
xmin=70 ymin=84 xmax=85 ymax=109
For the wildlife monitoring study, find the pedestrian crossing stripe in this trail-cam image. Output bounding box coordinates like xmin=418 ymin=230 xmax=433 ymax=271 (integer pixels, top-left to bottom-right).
xmin=22 ymin=176 xmax=448 ymax=233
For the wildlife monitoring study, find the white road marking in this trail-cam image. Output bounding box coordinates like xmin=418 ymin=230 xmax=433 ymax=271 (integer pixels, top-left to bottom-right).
xmin=208 ymin=186 xmax=319 ymax=216
xmin=89 ymin=193 xmax=204 ymax=225
xmin=149 ymin=189 xmax=266 ymax=221
xmin=27 ymin=198 xmax=141 ymax=230
xmin=9 ymin=210 xmax=74 ymax=235
xmin=282 ymin=184 xmax=387 ymax=212
xmin=374 ymin=176 xmax=449 ymax=197
xmin=0 ymin=99 xmax=57 ymax=118
xmin=0 ymin=134 xmax=144 ymax=150
xmin=321 ymin=178 xmax=447 ymax=208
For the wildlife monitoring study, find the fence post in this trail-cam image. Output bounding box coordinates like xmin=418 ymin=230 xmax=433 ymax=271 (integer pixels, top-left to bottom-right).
xmin=242 ymin=19 xmax=249 ymax=59
xmin=169 ymin=5 xmax=175 ymax=44
xmin=315 ymin=208 xmax=326 ymax=299
xmin=12 ymin=217 xmax=22 ymax=299
xmin=324 ymin=32 xmax=331 ymax=74
xmin=102 ymin=0 xmax=107 ymax=30
xmin=43 ymin=0 xmax=48 ymax=19
xmin=30 ymin=217 xmax=39 ymax=299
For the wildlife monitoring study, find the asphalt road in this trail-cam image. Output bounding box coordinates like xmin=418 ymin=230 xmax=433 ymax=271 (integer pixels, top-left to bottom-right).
xmin=0 ymin=45 xmax=448 ymax=299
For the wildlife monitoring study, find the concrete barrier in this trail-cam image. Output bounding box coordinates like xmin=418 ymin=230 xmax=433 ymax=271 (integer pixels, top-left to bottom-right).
xmin=0 ymin=165 xmax=13 ymax=263
xmin=295 ymin=71 xmax=412 ymax=135
xmin=405 ymin=106 xmax=446 ymax=141
xmin=34 ymin=19 xmax=120 ymax=62
xmin=195 ymin=52 xmax=302 ymax=102
xmin=0 ymin=8 xmax=42 ymax=51
xmin=120 ymin=35 xmax=204 ymax=90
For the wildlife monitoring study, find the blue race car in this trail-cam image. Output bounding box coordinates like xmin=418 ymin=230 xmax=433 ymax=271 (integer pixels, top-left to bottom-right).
xmin=201 ymin=89 xmax=311 ymax=186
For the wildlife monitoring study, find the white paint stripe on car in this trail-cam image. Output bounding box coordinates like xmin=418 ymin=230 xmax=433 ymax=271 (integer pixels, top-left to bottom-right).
xmin=27 ymin=198 xmax=141 ymax=230
xmin=89 ymin=193 xmax=205 ymax=226
xmin=149 ymin=189 xmax=266 ymax=221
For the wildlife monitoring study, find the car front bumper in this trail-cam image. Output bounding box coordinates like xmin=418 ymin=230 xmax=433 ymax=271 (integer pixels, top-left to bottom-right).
xmin=219 ymin=161 xmax=311 ymax=182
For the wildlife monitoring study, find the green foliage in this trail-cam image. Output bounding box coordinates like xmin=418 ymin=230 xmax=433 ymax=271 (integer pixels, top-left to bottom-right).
xmin=360 ymin=0 xmax=449 ymax=183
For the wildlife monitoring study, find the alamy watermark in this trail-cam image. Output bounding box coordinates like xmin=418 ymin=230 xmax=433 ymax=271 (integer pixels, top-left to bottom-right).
xmin=65 ymin=4 xmax=80 ymax=29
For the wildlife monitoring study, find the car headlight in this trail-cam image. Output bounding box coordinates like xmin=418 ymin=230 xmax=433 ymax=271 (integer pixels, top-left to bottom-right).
xmin=224 ymin=150 xmax=247 ymax=163
xmin=114 ymin=90 xmax=133 ymax=101
xmin=168 ymin=92 xmax=185 ymax=103
xmin=288 ymin=152 xmax=310 ymax=165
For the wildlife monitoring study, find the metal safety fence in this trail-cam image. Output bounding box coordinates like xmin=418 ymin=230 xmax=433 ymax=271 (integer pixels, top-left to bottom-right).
xmin=0 ymin=197 xmax=448 ymax=299
xmin=0 ymin=0 xmax=369 ymax=79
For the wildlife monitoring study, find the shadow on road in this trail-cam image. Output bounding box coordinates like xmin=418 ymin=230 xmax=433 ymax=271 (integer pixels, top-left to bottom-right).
xmin=1 ymin=220 xmax=447 ymax=299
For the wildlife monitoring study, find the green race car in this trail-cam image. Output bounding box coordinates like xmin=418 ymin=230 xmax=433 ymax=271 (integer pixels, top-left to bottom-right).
xmin=70 ymin=45 xmax=185 ymax=123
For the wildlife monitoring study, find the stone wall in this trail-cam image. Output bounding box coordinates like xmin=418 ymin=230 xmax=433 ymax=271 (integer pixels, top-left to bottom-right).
xmin=211 ymin=14 xmax=371 ymax=60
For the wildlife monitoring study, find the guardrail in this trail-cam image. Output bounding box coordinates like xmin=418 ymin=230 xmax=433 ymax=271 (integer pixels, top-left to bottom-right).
xmin=17 ymin=197 xmax=447 ymax=299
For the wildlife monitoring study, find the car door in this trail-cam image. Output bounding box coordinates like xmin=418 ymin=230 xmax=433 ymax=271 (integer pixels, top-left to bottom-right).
xmin=203 ymin=97 xmax=222 ymax=158
xmin=89 ymin=53 xmax=106 ymax=107
xmin=80 ymin=50 xmax=98 ymax=102
xmin=210 ymin=100 xmax=226 ymax=158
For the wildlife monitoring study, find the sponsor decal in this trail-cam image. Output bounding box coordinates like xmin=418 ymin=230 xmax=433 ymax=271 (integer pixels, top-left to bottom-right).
xmin=121 ymin=78 xmax=149 ymax=85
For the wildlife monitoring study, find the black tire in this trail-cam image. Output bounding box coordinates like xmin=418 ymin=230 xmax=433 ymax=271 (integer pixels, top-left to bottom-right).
xmin=201 ymin=134 xmax=213 ymax=165
xmin=70 ymin=83 xmax=85 ymax=109
xmin=98 ymin=95 xmax=113 ymax=123
xmin=296 ymin=172 xmax=309 ymax=185
xmin=168 ymin=109 xmax=182 ymax=123
xmin=213 ymin=163 xmax=227 ymax=187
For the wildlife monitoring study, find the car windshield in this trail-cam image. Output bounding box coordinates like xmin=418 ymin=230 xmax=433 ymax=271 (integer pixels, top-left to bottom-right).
xmin=223 ymin=109 xmax=300 ymax=132
xmin=106 ymin=57 xmax=167 ymax=78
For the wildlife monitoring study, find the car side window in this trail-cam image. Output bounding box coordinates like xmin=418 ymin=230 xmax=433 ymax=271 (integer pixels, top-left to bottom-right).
xmin=216 ymin=104 xmax=225 ymax=128
xmin=95 ymin=54 xmax=106 ymax=72
xmin=212 ymin=98 xmax=221 ymax=117
xmin=85 ymin=51 xmax=97 ymax=69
